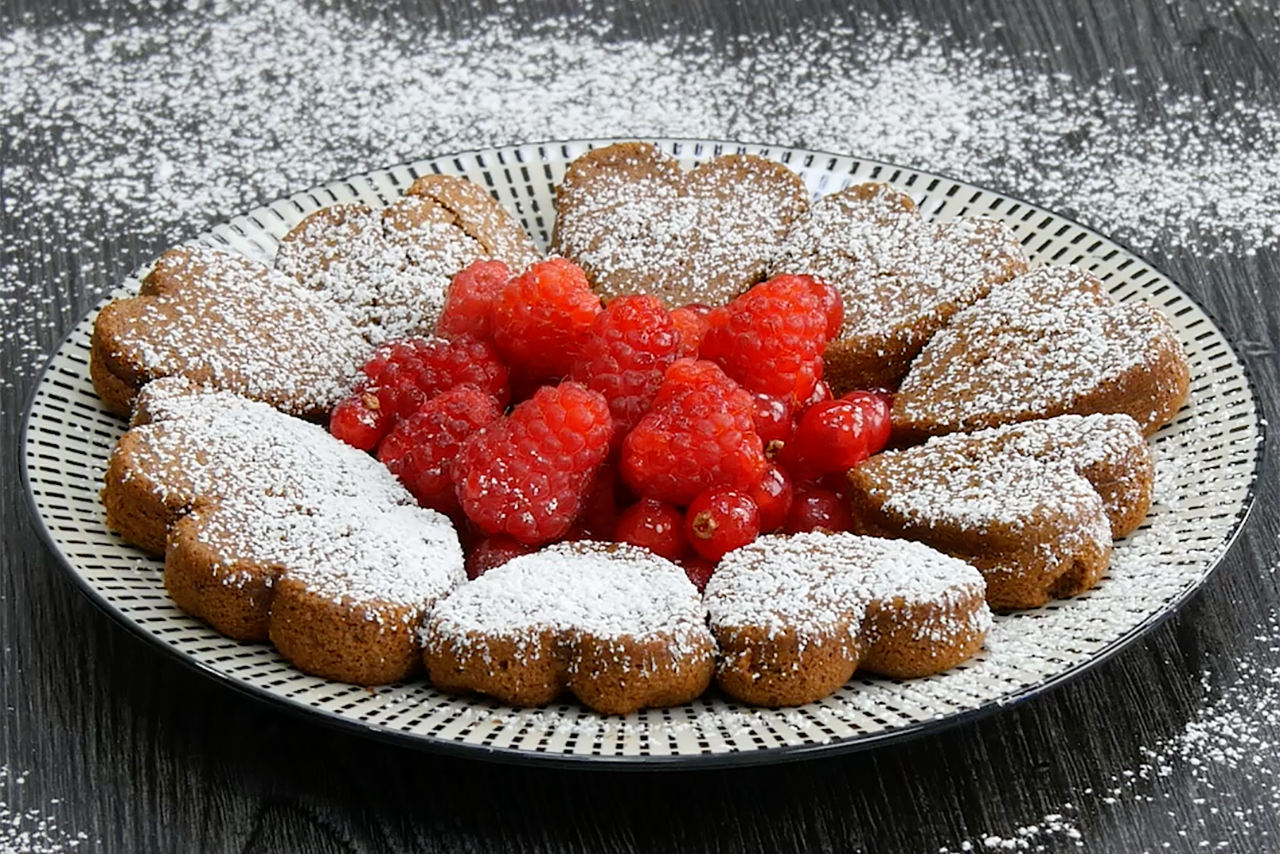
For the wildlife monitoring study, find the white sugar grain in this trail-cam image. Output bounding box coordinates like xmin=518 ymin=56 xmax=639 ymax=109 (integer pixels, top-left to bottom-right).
xmin=0 ymin=766 xmax=93 ymax=853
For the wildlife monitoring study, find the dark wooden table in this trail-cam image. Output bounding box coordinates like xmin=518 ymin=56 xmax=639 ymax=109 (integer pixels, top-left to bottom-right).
xmin=3 ymin=0 xmax=1278 ymax=851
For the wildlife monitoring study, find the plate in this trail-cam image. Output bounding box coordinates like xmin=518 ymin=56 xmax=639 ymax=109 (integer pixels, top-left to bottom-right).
xmin=21 ymin=139 xmax=1263 ymax=766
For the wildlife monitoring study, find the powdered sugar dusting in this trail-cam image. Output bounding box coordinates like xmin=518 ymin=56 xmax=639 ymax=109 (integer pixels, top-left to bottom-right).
xmin=773 ymin=184 xmax=1026 ymax=338
xmin=428 ymin=541 xmax=709 ymax=646
xmin=3 ymin=0 xmax=1276 ymax=399
xmin=553 ymin=146 xmax=806 ymax=306
xmin=896 ymin=266 xmax=1186 ymax=432
xmin=100 ymin=244 xmax=371 ymax=416
xmin=275 ymin=199 xmax=486 ymax=343
xmin=0 ymin=766 xmax=92 ymax=853
xmin=706 ymin=532 xmax=990 ymax=644
xmin=124 ymin=379 xmax=464 ymax=610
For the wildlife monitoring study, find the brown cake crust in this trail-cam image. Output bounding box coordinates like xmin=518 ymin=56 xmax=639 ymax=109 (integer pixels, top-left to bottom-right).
xmin=423 ymin=542 xmax=716 ymax=715
xmin=845 ymin=413 xmax=1152 ymax=610
xmin=269 ymin=577 xmax=426 ymax=686
xmin=705 ymin=533 xmax=991 ymax=707
xmin=892 ymin=265 xmax=1191 ymax=445
xmin=102 ymin=379 xmax=465 ymax=684
xmin=552 ymin=142 xmax=809 ymax=307
xmin=770 ymin=183 xmax=1028 ymax=393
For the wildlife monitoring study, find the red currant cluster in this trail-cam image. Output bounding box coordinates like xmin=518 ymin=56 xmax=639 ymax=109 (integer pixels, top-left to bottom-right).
xmin=328 ymin=258 xmax=892 ymax=589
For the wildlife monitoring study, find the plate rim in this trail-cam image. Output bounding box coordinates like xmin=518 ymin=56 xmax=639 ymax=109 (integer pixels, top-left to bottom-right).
xmin=19 ymin=137 xmax=1269 ymax=768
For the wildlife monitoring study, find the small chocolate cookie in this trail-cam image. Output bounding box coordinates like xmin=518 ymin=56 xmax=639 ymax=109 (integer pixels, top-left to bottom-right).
xmin=276 ymin=174 xmax=540 ymax=343
xmin=770 ymin=183 xmax=1029 ymax=393
xmin=552 ymin=142 xmax=810 ymax=308
xmin=846 ymin=413 xmax=1154 ymax=610
xmin=892 ymin=265 xmax=1190 ymax=444
xmin=424 ymin=541 xmax=716 ymax=715
xmin=103 ymin=378 xmax=465 ymax=685
xmin=705 ymin=532 xmax=990 ymax=708
xmin=90 ymin=245 xmax=371 ymax=419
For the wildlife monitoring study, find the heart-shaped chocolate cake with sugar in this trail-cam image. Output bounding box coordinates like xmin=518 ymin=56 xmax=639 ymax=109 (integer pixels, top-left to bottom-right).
xmin=103 ymin=379 xmax=465 ymax=685
xmin=704 ymin=532 xmax=991 ymax=707
xmin=276 ymin=174 xmax=541 ymax=344
xmin=770 ymin=182 xmax=1029 ymax=394
xmin=551 ymin=142 xmax=810 ymax=307
xmin=846 ymin=413 xmax=1154 ymax=610
xmin=892 ymin=265 xmax=1190 ymax=445
xmin=424 ymin=541 xmax=716 ymax=715
xmin=90 ymin=244 xmax=372 ymax=419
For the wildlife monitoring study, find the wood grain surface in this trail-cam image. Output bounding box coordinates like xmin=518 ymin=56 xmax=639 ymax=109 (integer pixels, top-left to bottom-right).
xmin=2 ymin=0 xmax=1278 ymax=852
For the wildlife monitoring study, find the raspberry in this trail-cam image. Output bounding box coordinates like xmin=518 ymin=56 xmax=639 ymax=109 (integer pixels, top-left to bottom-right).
xmin=363 ymin=335 xmax=510 ymax=418
xmin=465 ymin=534 xmax=534 ymax=580
xmin=564 ymin=462 xmax=620 ymax=541
xmin=454 ymin=381 xmax=613 ymax=545
xmin=813 ymin=277 xmax=844 ymax=340
xmin=620 ymin=359 xmax=766 ymax=506
xmin=376 ymin=385 xmax=501 ymax=514
xmin=841 ymin=389 xmax=894 ymax=455
xmin=685 ymin=489 xmax=760 ymax=562
xmin=329 ymin=390 xmax=394 ymax=451
xmin=570 ymin=294 xmax=681 ymax=450
xmin=492 ymin=258 xmax=601 ymax=386
xmin=748 ymin=463 xmax=793 ymax=534
xmin=784 ymin=487 xmax=854 ymax=534
xmin=699 ymin=274 xmax=832 ymax=405
xmin=670 ymin=303 xmax=711 ymax=358
xmin=614 ymin=498 xmax=690 ymax=562
xmin=437 ymin=259 xmax=511 ymax=341
xmin=780 ymin=398 xmax=874 ymax=480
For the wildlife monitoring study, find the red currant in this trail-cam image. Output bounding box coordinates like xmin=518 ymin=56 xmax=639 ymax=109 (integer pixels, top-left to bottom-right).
xmin=784 ymin=487 xmax=854 ymax=534
xmin=685 ymin=489 xmax=760 ymax=562
xmin=615 ymin=499 xmax=690 ymax=562
xmin=781 ymin=398 xmax=872 ymax=479
xmin=329 ymin=391 xmax=393 ymax=451
xmin=750 ymin=391 xmax=793 ymax=445
xmin=748 ymin=463 xmax=793 ymax=534
xmin=841 ymin=389 xmax=893 ymax=455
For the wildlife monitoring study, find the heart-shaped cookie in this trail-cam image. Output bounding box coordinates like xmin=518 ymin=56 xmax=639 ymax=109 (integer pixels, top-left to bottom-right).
xmin=891 ymin=265 xmax=1190 ymax=444
xmin=770 ymin=182 xmax=1029 ymax=393
xmin=103 ymin=379 xmax=465 ymax=684
xmin=846 ymin=413 xmax=1153 ymax=610
xmin=424 ymin=541 xmax=716 ymax=715
xmin=705 ymin=532 xmax=991 ymax=708
xmin=551 ymin=142 xmax=810 ymax=307
xmin=276 ymin=174 xmax=541 ymax=344
xmin=90 ymin=244 xmax=372 ymax=419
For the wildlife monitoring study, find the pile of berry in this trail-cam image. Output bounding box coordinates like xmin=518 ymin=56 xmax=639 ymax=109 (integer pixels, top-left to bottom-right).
xmin=329 ymin=258 xmax=891 ymax=588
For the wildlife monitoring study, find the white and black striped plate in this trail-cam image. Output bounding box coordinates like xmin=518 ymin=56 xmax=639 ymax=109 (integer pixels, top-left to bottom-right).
xmin=21 ymin=140 xmax=1263 ymax=766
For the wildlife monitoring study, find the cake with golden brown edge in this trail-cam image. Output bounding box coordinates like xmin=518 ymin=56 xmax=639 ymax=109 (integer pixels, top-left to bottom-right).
xmin=769 ymin=182 xmax=1029 ymax=394
xmin=90 ymin=244 xmax=372 ymax=419
xmin=891 ymin=265 xmax=1191 ymax=446
xmin=845 ymin=413 xmax=1154 ymax=611
xmin=423 ymin=541 xmax=716 ymax=715
xmin=276 ymin=174 xmax=541 ymax=344
xmin=704 ymin=532 xmax=991 ymax=708
xmin=102 ymin=378 xmax=465 ymax=684
xmin=551 ymin=142 xmax=810 ymax=307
